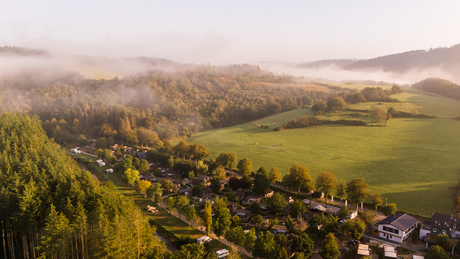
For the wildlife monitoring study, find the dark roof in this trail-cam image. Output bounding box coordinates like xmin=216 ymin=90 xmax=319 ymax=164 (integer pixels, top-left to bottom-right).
xmin=378 ymin=214 xmax=418 ymax=231
xmin=431 ymin=213 xmax=460 ymax=229
xmin=233 ymin=209 xmax=250 ymax=215
xmin=421 ymin=220 xmax=431 ymax=226
xmin=137 ymin=152 xmax=147 ymax=160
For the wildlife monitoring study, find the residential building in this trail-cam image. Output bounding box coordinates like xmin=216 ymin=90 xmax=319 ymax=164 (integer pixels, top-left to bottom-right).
xmin=198 ymin=175 xmax=212 ymax=186
xmin=242 ymin=194 xmax=261 ymax=205
xmin=232 ymin=209 xmax=251 ymax=221
xmin=372 ymin=214 xmax=418 ymax=243
xmin=419 ymin=213 xmax=460 ymax=240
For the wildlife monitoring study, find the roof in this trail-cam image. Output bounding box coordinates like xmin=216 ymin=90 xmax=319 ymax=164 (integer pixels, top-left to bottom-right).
xmin=384 ymin=251 xmax=397 ymax=258
xmin=378 ymin=214 xmax=418 ymax=231
xmin=312 ymin=204 xmax=327 ymax=212
xmin=233 ymin=209 xmax=250 ymax=215
xmin=357 ymin=248 xmax=369 ymax=256
xmin=358 ymin=244 xmax=369 ymax=250
xmin=325 ymin=206 xmax=341 ymax=214
xmin=384 ymin=246 xmax=395 ymax=252
xmin=271 ymin=225 xmax=288 ymax=231
xmin=431 ymin=213 xmax=460 ymax=230
xmin=137 ymin=152 xmax=147 ymax=160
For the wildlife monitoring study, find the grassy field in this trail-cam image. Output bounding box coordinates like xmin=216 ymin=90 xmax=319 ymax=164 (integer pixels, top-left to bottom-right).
xmin=184 ymin=89 xmax=460 ymax=217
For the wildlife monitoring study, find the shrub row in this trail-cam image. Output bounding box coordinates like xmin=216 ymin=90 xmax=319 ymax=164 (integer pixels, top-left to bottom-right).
xmin=275 ymin=116 xmax=367 ymax=131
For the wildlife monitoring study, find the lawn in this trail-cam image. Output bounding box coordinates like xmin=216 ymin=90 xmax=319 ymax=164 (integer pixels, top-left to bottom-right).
xmin=184 ymin=89 xmax=460 ymax=217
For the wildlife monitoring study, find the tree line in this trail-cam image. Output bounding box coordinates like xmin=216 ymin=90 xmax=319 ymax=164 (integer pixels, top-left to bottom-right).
xmin=412 ymin=77 xmax=460 ymax=101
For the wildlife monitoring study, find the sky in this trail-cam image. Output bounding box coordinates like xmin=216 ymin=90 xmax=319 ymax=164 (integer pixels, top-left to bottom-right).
xmin=1 ymin=0 xmax=460 ymax=64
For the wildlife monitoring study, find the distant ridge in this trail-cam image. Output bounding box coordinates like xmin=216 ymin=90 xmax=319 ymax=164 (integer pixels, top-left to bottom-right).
xmin=0 ymin=46 xmax=46 ymax=56
xmin=297 ymin=44 xmax=460 ymax=73
xmin=297 ymin=59 xmax=356 ymax=69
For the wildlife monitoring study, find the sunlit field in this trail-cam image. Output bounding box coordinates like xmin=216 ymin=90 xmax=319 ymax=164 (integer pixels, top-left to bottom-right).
xmin=185 ymin=88 xmax=460 ymax=216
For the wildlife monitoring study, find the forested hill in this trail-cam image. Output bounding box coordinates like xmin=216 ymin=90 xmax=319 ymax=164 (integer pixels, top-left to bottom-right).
xmin=0 ymin=46 xmax=46 ymax=56
xmin=0 ymin=64 xmax=332 ymax=144
xmin=295 ymin=44 xmax=460 ymax=75
xmin=412 ymin=78 xmax=460 ymax=101
xmin=345 ymin=44 xmax=460 ymax=73
xmin=0 ymin=113 xmax=165 ymax=258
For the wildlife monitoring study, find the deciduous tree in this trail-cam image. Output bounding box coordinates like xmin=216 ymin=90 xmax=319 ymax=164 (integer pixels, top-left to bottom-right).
xmin=268 ymin=167 xmax=281 ymax=183
xmin=146 ymin=183 xmax=163 ymax=203
xmin=283 ymin=163 xmax=315 ymax=193
xmin=123 ymin=168 xmax=140 ymax=185
xmin=213 ymin=207 xmax=231 ymax=241
xmin=338 ymin=219 xmax=365 ymax=241
xmin=135 ymin=180 xmax=152 ymax=197
xmin=186 ymin=206 xmax=197 ymax=228
xmin=371 ymin=192 xmax=383 ymax=214
xmin=237 ymin=158 xmax=252 ymax=177
xmin=291 ymin=233 xmax=314 ymax=258
xmin=436 ymin=234 xmax=451 ymax=251
xmin=426 ymin=245 xmax=449 ymax=259
xmin=253 ymin=231 xmax=277 ymax=259
xmin=316 ymin=171 xmax=337 ymax=202
xmin=382 ymin=203 xmax=397 ymax=216
xmin=216 ymin=153 xmax=237 ymax=169
xmin=319 ymin=233 xmax=340 ymax=259
xmin=267 ymin=192 xmax=288 ymax=215
xmin=346 ymin=178 xmax=370 ymax=209
xmin=289 ymin=199 xmax=307 ymax=218
xmin=253 ymin=173 xmax=270 ymax=195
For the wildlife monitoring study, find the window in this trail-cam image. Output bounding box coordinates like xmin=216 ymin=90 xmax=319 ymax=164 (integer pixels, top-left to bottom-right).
xmin=433 ymin=228 xmax=437 ymax=233
xmin=442 ymin=230 xmax=446 ymax=235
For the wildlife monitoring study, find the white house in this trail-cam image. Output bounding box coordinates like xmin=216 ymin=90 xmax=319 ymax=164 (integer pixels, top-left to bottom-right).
xmin=373 ymin=214 xmax=418 ymax=243
xmin=106 ymin=169 xmax=113 ymax=173
xmin=96 ymin=159 xmax=106 ymax=167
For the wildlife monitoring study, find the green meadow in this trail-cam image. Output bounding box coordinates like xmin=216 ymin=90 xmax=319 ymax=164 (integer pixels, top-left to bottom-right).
xmin=185 ymin=88 xmax=460 ymax=217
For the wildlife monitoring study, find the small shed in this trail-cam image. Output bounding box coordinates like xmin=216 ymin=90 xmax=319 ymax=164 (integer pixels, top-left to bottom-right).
xmin=357 ymin=244 xmax=370 ymax=258
xmin=384 ymin=246 xmax=397 ymax=259
xmin=270 ymin=225 xmax=288 ymax=235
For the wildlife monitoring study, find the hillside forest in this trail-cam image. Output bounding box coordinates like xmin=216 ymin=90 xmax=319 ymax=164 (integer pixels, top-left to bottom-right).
xmin=0 ymin=65 xmax=335 ymax=145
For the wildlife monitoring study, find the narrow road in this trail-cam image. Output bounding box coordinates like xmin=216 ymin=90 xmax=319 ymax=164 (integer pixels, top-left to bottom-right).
xmin=80 ymin=150 xmax=98 ymax=157
xmin=158 ymin=201 xmax=253 ymax=257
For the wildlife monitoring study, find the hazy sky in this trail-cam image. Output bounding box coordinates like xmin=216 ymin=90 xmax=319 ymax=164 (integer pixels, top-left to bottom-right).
xmin=1 ymin=0 xmax=459 ymax=64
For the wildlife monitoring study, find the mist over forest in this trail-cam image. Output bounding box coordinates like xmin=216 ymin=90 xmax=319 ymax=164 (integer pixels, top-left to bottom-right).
xmin=1 ymin=43 xmax=460 ymax=145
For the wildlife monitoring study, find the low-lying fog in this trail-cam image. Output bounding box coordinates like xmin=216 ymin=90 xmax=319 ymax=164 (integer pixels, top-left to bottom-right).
xmin=0 ymin=49 xmax=458 ymax=86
